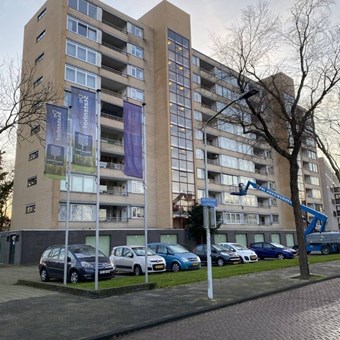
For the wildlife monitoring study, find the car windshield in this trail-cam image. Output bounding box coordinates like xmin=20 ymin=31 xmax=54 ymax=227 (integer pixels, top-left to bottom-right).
xmin=213 ymin=245 xmax=228 ymax=251
xmin=132 ymin=247 xmax=155 ymax=256
xmin=271 ymin=243 xmax=285 ymax=249
xmin=168 ymin=244 xmax=189 ymax=254
xmin=70 ymin=245 xmax=106 ymax=258
xmin=232 ymin=243 xmax=248 ymax=250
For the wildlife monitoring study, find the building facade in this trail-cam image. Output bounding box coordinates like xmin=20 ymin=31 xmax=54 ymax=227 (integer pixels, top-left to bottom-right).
xmin=4 ymin=0 xmax=327 ymax=263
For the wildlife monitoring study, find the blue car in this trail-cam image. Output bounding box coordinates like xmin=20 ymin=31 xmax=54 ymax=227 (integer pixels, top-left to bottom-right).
xmin=148 ymin=243 xmax=201 ymax=272
xmin=249 ymin=242 xmax=298 ymax=260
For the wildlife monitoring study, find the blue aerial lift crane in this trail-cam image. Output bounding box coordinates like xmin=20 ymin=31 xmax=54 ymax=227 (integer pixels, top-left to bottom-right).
xmin=231 ymin=181 xmax=340 ymax=254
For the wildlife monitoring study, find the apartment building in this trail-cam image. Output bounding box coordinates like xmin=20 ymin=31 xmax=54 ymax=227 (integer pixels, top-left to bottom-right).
xmin=318 ymin=157 xmax=340 ymax=230
xmin=4 ymin=0 xmax=325 ymax=263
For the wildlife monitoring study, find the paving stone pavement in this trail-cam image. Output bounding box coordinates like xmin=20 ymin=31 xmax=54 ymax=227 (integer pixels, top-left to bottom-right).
xmin=1 ymin=261 xmax=340 ymax=339
xmin=118 ymin=278 xmax=340 ymax=340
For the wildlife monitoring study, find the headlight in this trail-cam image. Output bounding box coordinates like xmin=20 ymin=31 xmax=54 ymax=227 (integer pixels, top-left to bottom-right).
xmin=81 ymin=261 xmax=93 ymax=268
xmin=221 ymin=252 xmax=230 ymax=256
xmin=181 ymin=257 xmax=189 ymax=262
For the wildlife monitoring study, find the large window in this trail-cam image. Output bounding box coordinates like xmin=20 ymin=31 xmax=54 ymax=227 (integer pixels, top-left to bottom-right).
xmin=60 ymin=174 xmax=96 ymax=193
xmin=66 ymin=40 xmax=98 ymax=65
xmin=68 ymin=0 xmax=97 ymax=19
xmin=131 ymin=207 xmax=144 ymax=218
xmin=65 ymin=64 xmax=96 ymax=89
xmin=59 ymin=203 xmax=95 ymax=221
xmin=127 ymin=87 xmax=144 ymax=101
xmin=67 ymin=16 xmax=98 ymax=42
xmin=127 ymin=65 xmax=144 ymax=80
xmin=127 ymin=22 xmax=143 ymax=38
xmin=127 ymin=43 xmax=144 ymax=59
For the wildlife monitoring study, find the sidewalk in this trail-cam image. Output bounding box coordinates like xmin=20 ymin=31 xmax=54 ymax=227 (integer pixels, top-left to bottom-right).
xmin=1 ymin=261 xmax=340 ymax=340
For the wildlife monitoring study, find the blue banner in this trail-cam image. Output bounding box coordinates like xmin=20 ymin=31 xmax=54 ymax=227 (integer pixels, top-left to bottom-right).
xmin=71 ymin=87 xmax=96 ymax=174
xmin=123 ymin=101 xmax=143 ymax=178
xmin=44 ymin=104 xmax=68 ymax=179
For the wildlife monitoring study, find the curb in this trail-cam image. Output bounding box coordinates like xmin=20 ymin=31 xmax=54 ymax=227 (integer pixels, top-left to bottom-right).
xmin=16 ymin=280 xmax=157 ymax=299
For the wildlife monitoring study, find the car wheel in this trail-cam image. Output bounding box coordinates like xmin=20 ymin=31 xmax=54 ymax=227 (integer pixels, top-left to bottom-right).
xmin=216 ymin=258 xmax=225 ymax=267
xmin=134 ymin=265 xmax=142 ymax=276
xmin=239 ymin=257 xmax=245 ymax=264
xmin=171 ymin=262 xmax=181 ymax=272
xmin=321 ymin=245 xmax=331 ymax=255
xmin=277 ymin=253 xmax=285 ymax=260
xmin=40 ymin=268 xmax=49 ymax=282
xmin=69 ymin=270 xmax=79 ymax=283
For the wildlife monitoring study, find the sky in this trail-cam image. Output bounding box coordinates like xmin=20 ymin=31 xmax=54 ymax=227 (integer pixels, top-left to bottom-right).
xmin=0 ymin=0 xmax=299 ymax=61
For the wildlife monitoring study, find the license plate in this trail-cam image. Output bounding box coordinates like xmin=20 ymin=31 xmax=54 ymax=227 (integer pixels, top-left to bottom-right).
xmin=192 ymin=262 xmax=198 ymax=266
xmin=100 ymin=270 xmax=111 ymax=274
xmin=154 ymin=265 xmax=164 ymax=269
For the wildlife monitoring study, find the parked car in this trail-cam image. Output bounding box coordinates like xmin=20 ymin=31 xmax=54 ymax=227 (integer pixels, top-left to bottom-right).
xmin=148 ymin=243 xmax=201 ymax=272
xmin=218 ymin=242 xmax=258 ymax=263
xmin=249 ymin=242 xmax=298 ymax=260
xmin=110 ymin=245 xmax=166 ymax=276
xmin=193 ymin=244 xmax=241 ymax=266
xmin=38 ymin=244 xmax=115 ymax=283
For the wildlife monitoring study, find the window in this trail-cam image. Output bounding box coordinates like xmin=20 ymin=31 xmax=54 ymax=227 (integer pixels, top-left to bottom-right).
xmin=65 ymin=64 xmax=96 ymax=89
xmin=29 ymin=151 xmax=39 ymax=161
xmin=192 ymin=55 xmax=200 ymax=66
xmin=131 ymin=181 xmax=144 ymax=193
xmin=127 ymin=87 xmax=144 ymax=102
xmin=127 ymin=22 xmax=143 ymax=38
xmin=27 ymin=176 xmax=37 ymax=187
xmin=127 ymin=43 xmax=144 ymax=59
xmin=59 ymin=203 xmax=95 ymax=221
xmin=127 ymin=65 xmax=144 ymax=80
xmin=192 ymin=73 xmax=201 ymax=84
xmin=35 ymin=53 xmax=45 ymax=64
xmin=223 ymin=212 xmax=242 ymax=224
xmin=193 ymin=92 xmax=201 ymax=103
xmin=131 ymin=207 xmax=144 ymax=218
xmin=67 ymin=16 xmax=98 ymax=42
xmin=33 ymin=76 xmax=43 ymax=87
xmin=68 ymin=0 xmax=97 ymax=19
xmin=195 ymin=149 xmax=204 ymax=159
xmin=36 ymin=30 xmax=46 ymax=43
xmin=31 ymin=125 xmax=40 ymax=135
xmin=37 ymin=8 xmax=47 ymax=21
xmin=197 ymin=168 xmax=205 ymax=179
xmin=66 ymin=40 xmax=98 ymax=65
xmin=60 ymin=174 xmax=95 ymax=193
xmin=272 ymin=215 xmax=279 ymax=223
xmin=26 ymin=204 xmax=36 ymax=214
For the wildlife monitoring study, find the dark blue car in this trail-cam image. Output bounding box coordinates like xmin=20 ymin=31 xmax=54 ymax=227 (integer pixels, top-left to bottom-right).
xmin=249 ymin=242 xmax=297 ymax=260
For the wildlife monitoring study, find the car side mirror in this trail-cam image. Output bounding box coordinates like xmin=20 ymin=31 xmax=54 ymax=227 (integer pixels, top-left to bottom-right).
xmin=67 ymin=256 xmax=72 ymax=263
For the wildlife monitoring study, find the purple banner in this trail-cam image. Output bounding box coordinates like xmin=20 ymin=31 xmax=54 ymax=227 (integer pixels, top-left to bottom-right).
xmin=71 ymin=87 xmax=96 ymax=174
xmin=123 ymin=101 xmax=143 ymax=178
xmin=44 ymin=104 xmax=68 ymax=179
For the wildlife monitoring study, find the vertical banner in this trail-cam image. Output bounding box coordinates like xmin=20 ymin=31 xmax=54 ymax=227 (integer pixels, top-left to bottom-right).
xmin=44 ymin=104 xmax=68 ymax=179
xmin=71 ymin=87 xmax=96 ymax=174
xmin=123 ymin=101 xmax=143 ymax=178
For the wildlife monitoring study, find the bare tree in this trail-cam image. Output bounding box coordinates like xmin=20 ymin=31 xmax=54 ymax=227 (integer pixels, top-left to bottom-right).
xmin=0 ymin=151 xmax=13 ymax=231
xmin=0 ymin=57 xmax=61 ymax=143
xmin=211 ymin=0 xmax=340 ymax=279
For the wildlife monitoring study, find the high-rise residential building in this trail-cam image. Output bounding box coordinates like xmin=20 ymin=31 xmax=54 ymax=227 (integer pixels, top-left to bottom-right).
xmin=5 ymin=0 xmax=325 ymax=263
xmin=318 ymin=157 xmax=340 ymax=230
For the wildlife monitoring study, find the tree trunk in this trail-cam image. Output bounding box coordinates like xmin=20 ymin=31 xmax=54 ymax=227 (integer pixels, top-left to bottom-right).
xmin=290 ymin=158 xmax=310 ymax=279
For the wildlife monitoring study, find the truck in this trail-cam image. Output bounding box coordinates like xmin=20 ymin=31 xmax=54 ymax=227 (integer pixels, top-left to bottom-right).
xmin=231 ymin=181 xmax=340 ymax=255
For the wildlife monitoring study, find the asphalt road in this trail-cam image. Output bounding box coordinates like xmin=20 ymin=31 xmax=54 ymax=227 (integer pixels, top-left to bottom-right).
xmin=116 ymin=277 xmax=340 ymax=340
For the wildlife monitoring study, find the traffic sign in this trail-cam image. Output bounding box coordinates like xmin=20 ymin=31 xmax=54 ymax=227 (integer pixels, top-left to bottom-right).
xmin=201 ymin=197 xmax=217 ymax=207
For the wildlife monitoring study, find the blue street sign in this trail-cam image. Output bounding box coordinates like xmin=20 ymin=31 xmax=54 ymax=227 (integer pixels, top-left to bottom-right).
xmin=201 ymin=197 xmax=217 ymax=207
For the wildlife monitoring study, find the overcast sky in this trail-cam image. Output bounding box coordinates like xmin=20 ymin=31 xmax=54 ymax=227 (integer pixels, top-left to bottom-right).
xmin=0 ymin=0 xmax=322 ymax=61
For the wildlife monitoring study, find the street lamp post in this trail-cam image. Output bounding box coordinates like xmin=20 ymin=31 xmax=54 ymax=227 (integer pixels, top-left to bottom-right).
xmin=202 ymin=89 xmax=258 ymax=300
